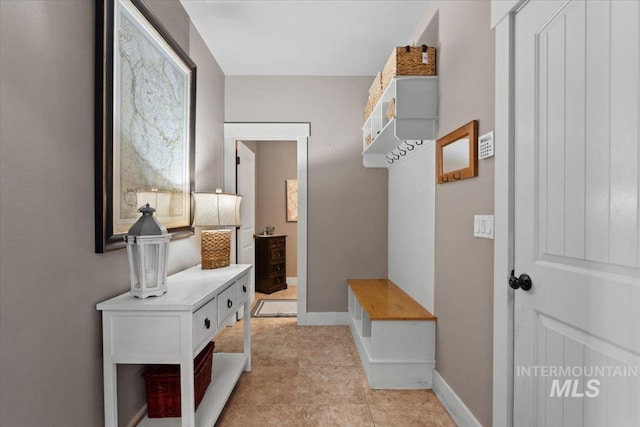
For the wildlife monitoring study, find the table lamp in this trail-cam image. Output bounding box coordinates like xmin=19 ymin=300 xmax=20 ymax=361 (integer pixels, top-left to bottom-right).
xmin=192 ymin=189 xmax=243 ymax=269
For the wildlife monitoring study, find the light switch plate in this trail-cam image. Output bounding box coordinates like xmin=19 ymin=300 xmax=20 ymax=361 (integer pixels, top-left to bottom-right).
xmin=474 ymin=215 xmax=494 ymax=239
xmin=479 ymin=131 xmax=494 ymax=160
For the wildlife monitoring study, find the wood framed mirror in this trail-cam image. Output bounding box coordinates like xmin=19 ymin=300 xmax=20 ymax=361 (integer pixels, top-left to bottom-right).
xmin=436 ymin=120 xmax=478 ymax=184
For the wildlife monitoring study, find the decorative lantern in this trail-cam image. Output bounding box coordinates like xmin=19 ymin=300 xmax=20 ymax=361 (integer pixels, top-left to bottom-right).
xmin=124 ymin=204 xmax=171 ymax=298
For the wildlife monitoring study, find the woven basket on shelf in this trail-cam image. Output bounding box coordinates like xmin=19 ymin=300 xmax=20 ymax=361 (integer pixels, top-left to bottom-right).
xmin=382 ymin=45 xmax=437 ymax=91
xmin=365 ymin=134 xmax=372 ymax=146
xmin=142 ymin=341 xmax=215 ymax=418
xmin=386 ymin=98 xmax=396 ymax=121
xmin=201 ymin=229 xmax=231 ymax=269
xmin=364 ymin=72 xmax=383 ymax=122
xmin=368 ymin=71 xmax=383 ymax=101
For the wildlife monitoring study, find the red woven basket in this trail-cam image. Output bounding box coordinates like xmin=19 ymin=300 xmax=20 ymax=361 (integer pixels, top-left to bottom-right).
xmin=142 ymin=341 xmax=214 ymax=418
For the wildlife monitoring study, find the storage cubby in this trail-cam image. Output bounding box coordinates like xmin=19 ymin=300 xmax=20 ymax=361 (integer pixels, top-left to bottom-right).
xmin=361 ymin=76 xmax=438 ymax=168
xmin=347 ymin=278 xmax=437 ymax=389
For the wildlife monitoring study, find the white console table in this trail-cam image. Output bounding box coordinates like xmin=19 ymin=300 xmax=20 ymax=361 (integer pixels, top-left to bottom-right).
xmin=97 ymin=264 xmax=252 ymax=427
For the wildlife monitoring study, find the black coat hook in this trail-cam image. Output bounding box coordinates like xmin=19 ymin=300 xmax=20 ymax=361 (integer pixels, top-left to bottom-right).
xmin=405 ymin=141 xmax=415 ymax=151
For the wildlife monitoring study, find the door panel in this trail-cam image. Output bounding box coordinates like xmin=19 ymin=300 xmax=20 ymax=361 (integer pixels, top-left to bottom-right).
xmin=514 ymin=0 xmax=640 ymax=425
xmin=237 ymin=142 xmax=256 ymax=307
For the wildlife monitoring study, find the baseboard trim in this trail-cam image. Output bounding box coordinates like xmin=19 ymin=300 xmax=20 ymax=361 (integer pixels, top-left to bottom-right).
xmin=433 ymin=370 xmax=482 ymax=427
xmin=126 ymin=404 xmax=147 ymax=427
xmin=286 ymin=277 xmax=297 ymax=286
xmin=297 ymin=311 xmax=349 ymax=325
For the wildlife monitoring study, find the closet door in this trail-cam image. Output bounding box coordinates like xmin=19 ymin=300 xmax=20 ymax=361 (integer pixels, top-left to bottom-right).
xmin=513 ymin=1 xmax=640 ymax=425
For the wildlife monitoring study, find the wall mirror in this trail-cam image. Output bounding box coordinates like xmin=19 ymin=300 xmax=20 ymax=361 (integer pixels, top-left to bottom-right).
xmin=436 ymin=120 xmax=478 ymax=184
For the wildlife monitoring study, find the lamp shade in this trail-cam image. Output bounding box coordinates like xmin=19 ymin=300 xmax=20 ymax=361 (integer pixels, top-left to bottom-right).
xmin=192 ymin=190 xmax=243 ymax=227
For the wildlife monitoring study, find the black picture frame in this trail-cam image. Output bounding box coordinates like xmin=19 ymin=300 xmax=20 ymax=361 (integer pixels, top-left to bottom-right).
xmin=95 ymin=0 xmax=196 ymax=252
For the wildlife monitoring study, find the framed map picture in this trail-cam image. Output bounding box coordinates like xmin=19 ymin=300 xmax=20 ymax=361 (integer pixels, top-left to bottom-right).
xmin=95 ymin=0 xmax=196 ymax=252
xmin=286 ymin=179 xmax=298 ymax=222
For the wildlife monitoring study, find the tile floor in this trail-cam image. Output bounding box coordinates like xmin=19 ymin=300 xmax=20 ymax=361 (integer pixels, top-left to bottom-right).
xmin=213 ymin=286 xmax=456 ymax=426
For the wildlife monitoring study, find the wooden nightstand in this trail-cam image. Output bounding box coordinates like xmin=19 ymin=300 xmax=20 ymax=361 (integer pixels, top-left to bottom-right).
xmin=255 ymin=235 xmax=287 ymax=294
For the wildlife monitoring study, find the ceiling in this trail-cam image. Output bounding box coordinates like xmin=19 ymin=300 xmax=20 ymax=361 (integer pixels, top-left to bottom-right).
xmin=179 ymin=0 xmax=431 ymax=76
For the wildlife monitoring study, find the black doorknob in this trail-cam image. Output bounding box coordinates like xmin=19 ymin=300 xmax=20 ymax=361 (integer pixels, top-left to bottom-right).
xmin=227 ymin=299 xmax=233 ymax=308
xmin=204 ymin=318 xmax=211 ymax=329
xmin=242 ymin=285 xmax=247 ymax=293
xmin=509 ymin=270 xmax=532 ymax=291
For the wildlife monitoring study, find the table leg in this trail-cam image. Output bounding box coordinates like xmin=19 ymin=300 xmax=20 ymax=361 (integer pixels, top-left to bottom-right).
xmin=244 ymin=299 xmax=252 ymax=371
xmin=180 ymin=356 xmax=195 ymax=427
xmin=103 ymin=360 xmax=118 ymax=427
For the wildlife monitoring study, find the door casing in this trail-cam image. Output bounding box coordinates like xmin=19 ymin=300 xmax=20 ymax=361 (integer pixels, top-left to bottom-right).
xmin=493 ymin=2 xmax=527 ymax=427
xmin=223 ymin=123 xmax=311 ymax=323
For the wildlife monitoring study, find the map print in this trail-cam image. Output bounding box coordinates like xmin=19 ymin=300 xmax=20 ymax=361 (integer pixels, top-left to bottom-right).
xmin=116 ymin=10 xmax=188 ymax=230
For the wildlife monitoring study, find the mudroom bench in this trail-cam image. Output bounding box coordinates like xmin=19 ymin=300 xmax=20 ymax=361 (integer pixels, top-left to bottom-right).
xmin=347 ymin=278 xmax=436 ymax=389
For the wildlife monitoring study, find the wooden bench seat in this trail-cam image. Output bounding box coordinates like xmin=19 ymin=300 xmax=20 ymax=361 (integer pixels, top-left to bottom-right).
xmin=347 ymin=278 xmax=436 ymax=321
xmin=347 ymin=278 xmax=436 ymax=389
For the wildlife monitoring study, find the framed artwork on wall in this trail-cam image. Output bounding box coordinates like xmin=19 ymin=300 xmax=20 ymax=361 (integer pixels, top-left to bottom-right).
xmin=95 ymin=0 xmax=197 ymax=252
xmin=286 ymin=179 xmax=298 ymax=222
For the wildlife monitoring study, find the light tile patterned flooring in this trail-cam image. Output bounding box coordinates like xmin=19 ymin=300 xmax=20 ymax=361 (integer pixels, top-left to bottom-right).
xmin=213 ymin=287 xmax=456 ymax=426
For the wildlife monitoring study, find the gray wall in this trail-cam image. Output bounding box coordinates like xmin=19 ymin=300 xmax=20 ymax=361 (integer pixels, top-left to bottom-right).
xmin=256 ymin=141 xmax=298 ymax=277
xmin=416 ymin=1 xmax=495 ymax=425
xmin=226 ymin=77 xmax=388 ymax=312
xmin=0 ymin=1 xmax=225 ymax=425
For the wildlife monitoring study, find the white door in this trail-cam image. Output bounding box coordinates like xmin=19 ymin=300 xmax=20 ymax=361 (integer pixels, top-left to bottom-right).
xmin=514 ymin=0 xmax=640 ymax=425
xmin=237 ymin=141 xmax=256 ymax=309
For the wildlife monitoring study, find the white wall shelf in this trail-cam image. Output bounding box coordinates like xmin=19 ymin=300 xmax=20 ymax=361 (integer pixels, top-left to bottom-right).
xmin=362 ymin=76 xmax=438 ymax=168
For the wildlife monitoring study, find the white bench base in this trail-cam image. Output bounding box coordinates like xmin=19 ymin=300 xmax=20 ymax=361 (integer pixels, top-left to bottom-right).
xmin=348 ymin=287 xmax=436 ymax=389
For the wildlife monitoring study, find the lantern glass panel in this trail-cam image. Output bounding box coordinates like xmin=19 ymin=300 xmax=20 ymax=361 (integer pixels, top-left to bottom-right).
xmin=144 ymin=244 xmax=159 ymax=288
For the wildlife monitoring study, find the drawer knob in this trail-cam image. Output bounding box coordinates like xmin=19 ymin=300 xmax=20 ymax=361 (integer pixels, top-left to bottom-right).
xmin=242 ymin=285 xmax=247 ymax=293
xmin=204 ymin=318 xmax=211 ymax=329
xmin=227 ymin=299 xmax=233 ymax=309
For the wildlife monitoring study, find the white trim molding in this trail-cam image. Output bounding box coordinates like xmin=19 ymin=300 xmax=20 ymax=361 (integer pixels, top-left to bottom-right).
xmin=492 ymin=1 xmax=524 ymax=426
xmin=297 ymin=312 xmax=349 ymax=326
xmin=491 ymin=0 xmax=525 ymax=28
xmin=433 ymin=371 xmax=482 ymax=427
xmin=126 ymin=404 xmax=147 ymax=427
xmin=224 ymin=123 xmax=310 ymax=323
xmin=286 ymin=277 xmax=297 ymax=286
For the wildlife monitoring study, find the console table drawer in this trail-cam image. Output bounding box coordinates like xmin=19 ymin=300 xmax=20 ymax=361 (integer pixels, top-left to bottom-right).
xmin=218 ymin=283 xmax=238 ymax=323
xmin=193 ymin=297 xmax=217 ymax=351
xmin=237 ymin=273 xmax=249 ymax=303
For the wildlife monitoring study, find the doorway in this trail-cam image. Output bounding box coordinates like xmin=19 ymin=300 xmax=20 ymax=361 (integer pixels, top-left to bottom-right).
xmin=238 ymin=140 xmax=298 ymax=309
xmin=223 ymin=123 xmax=311 ymax=324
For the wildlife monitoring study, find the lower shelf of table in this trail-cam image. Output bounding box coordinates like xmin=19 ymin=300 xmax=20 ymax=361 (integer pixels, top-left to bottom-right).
xmin=137 ymin=353 xmax=248 ymax=427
